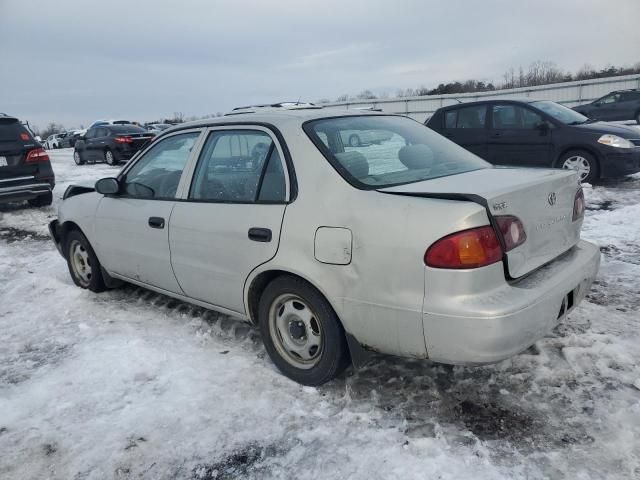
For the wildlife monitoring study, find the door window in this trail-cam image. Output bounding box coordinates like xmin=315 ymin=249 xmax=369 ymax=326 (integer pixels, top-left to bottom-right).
xmin=85 ymin=129 xmax=97 ymax=139
xmin=190 ymin=130 xmax=286 ymax=203
xmin=123 ymin=132 xmax=200 ymax=199
xmin=620 ymin=91 xmax=640 ymax=102
xmin=492 ymin=105 xmax=543 ymax=129
xmin=444 ymin=105 xmax=486 ymax=129
xmin=598 ymin=93 xmax=621 ymax=105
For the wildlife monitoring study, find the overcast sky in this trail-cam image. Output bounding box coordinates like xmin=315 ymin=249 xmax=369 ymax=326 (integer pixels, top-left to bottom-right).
xmin=1 ymin=0 xmax=638 ymax=129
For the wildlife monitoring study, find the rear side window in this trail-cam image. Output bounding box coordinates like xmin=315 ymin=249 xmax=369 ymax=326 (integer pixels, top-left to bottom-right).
xmin=444 ymin=106 xmax=486 ymax=129
xmin=492 ymin=105 xmax=543 ymax=129
xmin=0 ymin=120 xmax=32 ymax=142
xmin=621 ymin=92 xmax=640 ymax=102
xmin=190 ymin=130 xmax=286 ymax=203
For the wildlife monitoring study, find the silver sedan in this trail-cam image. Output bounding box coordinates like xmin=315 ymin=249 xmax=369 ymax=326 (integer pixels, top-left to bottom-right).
xmin=49 ymin=107 xmax=600 ymax=385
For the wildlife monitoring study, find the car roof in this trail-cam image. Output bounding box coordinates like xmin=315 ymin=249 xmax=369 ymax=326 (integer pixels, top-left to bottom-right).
xmin=165 ymin=108 xmax=386 ymax=133
xmin=434 ymin=98 xmax=548 ymax=111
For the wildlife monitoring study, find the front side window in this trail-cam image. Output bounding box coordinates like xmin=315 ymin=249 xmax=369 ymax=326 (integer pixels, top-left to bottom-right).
xmin=492 ymin=104 xmax=542 ymax=129
xmin=123 ymin=132 xmax=200 ymax=199
xmin=190 ymin=130 xmax=286 ymax=203
xmin=304 ymin=115 xmax=490 ymax=189
xmin=444 ymin=105 xmax=487 ymax=129
xmin=599 ymin=93 xmax=621 ymax=105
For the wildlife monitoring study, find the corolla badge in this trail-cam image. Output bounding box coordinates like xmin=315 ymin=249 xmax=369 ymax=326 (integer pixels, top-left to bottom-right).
xmin=547 ymin=192 xmax=557 ymax=206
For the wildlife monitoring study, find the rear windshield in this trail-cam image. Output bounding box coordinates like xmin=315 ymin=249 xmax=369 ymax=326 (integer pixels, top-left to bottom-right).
xmin=0 ymin=120 xmax=32 ymax=142
xmin=108 ymin=125 xmax=146 ymax=134
xmin=304 ymin=115 xmax=490 ymax=189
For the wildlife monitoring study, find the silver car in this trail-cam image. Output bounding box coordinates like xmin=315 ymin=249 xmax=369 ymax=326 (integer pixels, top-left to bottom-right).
xmin=49 ymin=106 xmax=600 ymax=386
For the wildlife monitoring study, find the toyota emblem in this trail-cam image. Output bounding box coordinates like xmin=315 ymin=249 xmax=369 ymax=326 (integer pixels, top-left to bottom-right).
xmin=548 ymin=192 xmax=557 ymax=206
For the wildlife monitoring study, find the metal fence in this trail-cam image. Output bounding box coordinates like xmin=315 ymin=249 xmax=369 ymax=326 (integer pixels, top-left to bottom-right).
xmin=321 ymin=74 xmax=640 ymax=122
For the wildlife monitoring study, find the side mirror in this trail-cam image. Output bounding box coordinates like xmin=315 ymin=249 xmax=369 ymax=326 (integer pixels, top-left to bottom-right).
xmin=95 ymin=177 xmax=120 ymax=195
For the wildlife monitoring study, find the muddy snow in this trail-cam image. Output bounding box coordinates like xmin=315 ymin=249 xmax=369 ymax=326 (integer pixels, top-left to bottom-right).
xmin=0 ymin=149 xmax=638 ymax=479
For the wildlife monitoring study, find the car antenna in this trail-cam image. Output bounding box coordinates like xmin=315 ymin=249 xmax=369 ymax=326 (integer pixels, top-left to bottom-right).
xmin=453 ymin=98 xmax=462 ymax=104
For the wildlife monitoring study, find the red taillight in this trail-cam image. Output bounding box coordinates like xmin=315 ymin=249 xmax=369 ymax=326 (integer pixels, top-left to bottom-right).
xmin=25 ymin=148 xmax=50 ymax=163
xmin=114 ymin=136 xmax=133 ymax=144
xmin=425 ymin=226 xmax=503 ymax=269
xmin=495 ymin=215 xmax=526 ymax=251
xmin=20 ymin=133 xmax=30 ymax=141
xmin=572 ymin=188 xmax=585 ymax=221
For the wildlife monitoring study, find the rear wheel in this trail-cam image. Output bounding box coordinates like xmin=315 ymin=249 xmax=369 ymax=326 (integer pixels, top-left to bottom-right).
xmin=259 ymin=275 xmax=350 ymax=386
xmin=558 ymin=150 xmax=598 ymax=183
xmin=28 ymin=191 xmax=53 ymax=207
xmin=636 ymin=111 xmax=640 ymax=125
xmin=348 ymin=134 xmax=361 ymax=147
xmin=104 ymin=149 xmax=117 ymax=166
xmin=73 ymin=150 xmax=85 ymax=165
xmin=65 ymin=230 xmax=106 ymax=292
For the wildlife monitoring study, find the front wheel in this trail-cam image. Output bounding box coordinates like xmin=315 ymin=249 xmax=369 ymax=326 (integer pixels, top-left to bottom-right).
xmin=65 ymin=230 xmax=106 ymax=292
xmin=557 ymin=150 xmax=598 ymax=183
xmin=348 ymin=134 xmax=361 ymax=147
xmin=73 ymin=150 xmax=85 ymax=165
xmin=104 ymin=149 xmax=117 ymax=166
xmin=259 ymin=276 xmax=350 ymax=386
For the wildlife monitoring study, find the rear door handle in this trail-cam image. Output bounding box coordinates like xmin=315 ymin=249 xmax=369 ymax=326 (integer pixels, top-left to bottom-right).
xmin=148 ymin=217 xmax=165 ymax=229
xmin=248 ymin=227 xmax=272 ymax=242
xmin=491 ymin=132 xmax=502 ymax=138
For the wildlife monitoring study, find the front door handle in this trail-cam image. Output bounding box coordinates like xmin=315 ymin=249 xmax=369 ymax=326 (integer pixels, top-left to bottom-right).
xmin=248 ymin=227 xmax=272 ymax=242
xmin=491 ymin=132 xmax=502 ymax=138
xmin=148 ymin=217 xmax=165 ymax=229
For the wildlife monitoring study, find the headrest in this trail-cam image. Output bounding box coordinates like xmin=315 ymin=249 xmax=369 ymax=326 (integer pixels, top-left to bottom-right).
xmin=398 ymin=144 xmax=434 ymax=169
xmin=335 ymin=151 xmax=369 ymax=179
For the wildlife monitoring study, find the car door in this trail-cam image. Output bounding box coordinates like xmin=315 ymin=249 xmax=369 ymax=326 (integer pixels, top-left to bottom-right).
xmin=487 ymin=103 xmax=553 ymax=167
xmin=439 ymin=104 xmax=489 ymax=159
xmin=617 ymin=91 xmax=640 ymax=120
xmin=82 ymin=128 xmax=99 ymax=160
xmin=93 ymin=130 xmax=203 ymax=293
xmin=590 ymin=93 xmax=623 ymax=121
xmin=169 ymin=126 xmax=289 ymax=315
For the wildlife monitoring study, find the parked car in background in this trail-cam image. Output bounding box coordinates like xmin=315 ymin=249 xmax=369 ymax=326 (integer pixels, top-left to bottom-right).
xmin=45 ymin=133 xmax=68 ymax=149
xmin=73 ymin=124 xmax=154 ymax=165
xmin=426 ymin=99 xmax=640 ymax=183
xmin=89 ymin=119 xmax=135 ymax=129
xmin=339 ymin=128 xmax=394 ymax=146
xmin=61 ymin=129 xmax=86 ymax=148
xmin=0 ymin=113 xmax=55 ymax=207
xmin=573 ymin=89 xmax=640 ymax=124
xmin=50 ymin=107 xmax=599 ymax=386
xmin=145 ymin=123 xmax=172 ymax=135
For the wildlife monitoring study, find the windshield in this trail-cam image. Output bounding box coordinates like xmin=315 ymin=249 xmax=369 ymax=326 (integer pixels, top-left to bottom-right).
xmin=109 ymin=125 xmax=146 ymax=134
xmin=531 ymin=101 xmax=588 ymax=125
xmin=304 ymin=115 xmax=490 ymax=189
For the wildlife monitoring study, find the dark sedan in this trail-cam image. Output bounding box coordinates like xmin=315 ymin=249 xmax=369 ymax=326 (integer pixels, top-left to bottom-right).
xmin=426 ymin=99 xmax=640 ymax=183
xmin=573 ymin=89 xmax=640 ymax=124
xmin=73 ymin=124 xmax=154 ymax=166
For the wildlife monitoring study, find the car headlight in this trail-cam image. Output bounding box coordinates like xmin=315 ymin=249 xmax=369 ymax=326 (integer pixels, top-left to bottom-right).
xmin=597 ymin=134 xmax=634 ymax=149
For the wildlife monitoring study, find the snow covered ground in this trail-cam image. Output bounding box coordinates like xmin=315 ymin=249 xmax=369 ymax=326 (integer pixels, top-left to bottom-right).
xmin=0 ymin=149 xmax=639 ymax=479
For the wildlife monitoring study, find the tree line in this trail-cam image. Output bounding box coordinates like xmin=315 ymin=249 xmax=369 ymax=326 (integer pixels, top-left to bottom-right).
xmin=323 ymin=60 xmax=640 ymax=103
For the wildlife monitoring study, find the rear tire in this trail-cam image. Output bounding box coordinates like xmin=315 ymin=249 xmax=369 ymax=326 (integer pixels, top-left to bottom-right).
xmin=557 ymin=149 xmax=598 ymax=183
xmin=258 ymin=275 xmax=350 ymax=386
xmin=636 ymin=111 xmax=640 ymax=125
xmin=28 ymin=191 xmax=53 ymax=207
xmin=348 ymin=134 xmax=361 ymax=147
xmin=64 ymin=230 xmax=106 ymax=292
xmin=104 ymin=149 xmax=117 ymax=166
xmin=73 ymin=150 xmax=85 ymax=165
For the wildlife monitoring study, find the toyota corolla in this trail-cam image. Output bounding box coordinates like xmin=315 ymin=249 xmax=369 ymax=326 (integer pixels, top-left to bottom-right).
xmin=49 ymin=105 xmax=600 ymax=386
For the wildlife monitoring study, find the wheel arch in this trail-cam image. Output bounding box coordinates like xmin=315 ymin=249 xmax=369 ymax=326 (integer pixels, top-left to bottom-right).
xmin=245 ymin=268 xmax=341 ymax=327
xmin=554 ymin=145 xmax=602 ymax=172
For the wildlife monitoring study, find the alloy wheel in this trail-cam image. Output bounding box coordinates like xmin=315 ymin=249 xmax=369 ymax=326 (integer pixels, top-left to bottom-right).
xmin=69 ymin=240 xmax=92 ymax=287
xmin=562 ymin=155 xmax=591 ymax=181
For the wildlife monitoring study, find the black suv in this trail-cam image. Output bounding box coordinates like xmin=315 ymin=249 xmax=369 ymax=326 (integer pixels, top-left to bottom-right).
xmin=73 ymin=124 xmax=154 ymax=166
xmin=425 ymin=99 xmax=640 ymax=183
xmin=573 ymin=89 xmax=640 ymax=124
xmin=0 ymin=113 xmax=55 ymax=207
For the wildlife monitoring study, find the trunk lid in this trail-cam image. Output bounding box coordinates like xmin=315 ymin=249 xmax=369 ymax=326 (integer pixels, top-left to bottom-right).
xmin=379 ymin=167 xmax=582 ymax=278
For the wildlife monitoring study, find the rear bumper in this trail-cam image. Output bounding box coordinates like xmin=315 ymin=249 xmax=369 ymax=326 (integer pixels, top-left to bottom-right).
xmin=48 ymin=219 xmax=64 ymax=256
xmin=0 ymin=181 xmax=52 ymax=204
xmin=600 ymin=148 xmax=640 ymax=178
xmin=422 ymin=240 xmax=600 ymax=364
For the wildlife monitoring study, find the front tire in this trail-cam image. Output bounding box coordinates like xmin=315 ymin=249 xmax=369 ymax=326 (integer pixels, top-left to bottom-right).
xmin=104 ymin=149 xmax=117 ymax=166
xmin=28 ymin=191 xmax=53 ymax=207
xmin=64 ymin=230 xmax=106 ymax=292
xmin=259 ymin=276 xmax=350 ymax=386
xmin=73 ymin=150 xmax=85 ymax=165
xmin=348 ymin=134 xmax=361 ymax=147
xmin=557 ymin=149 xmax=598 ymax=183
